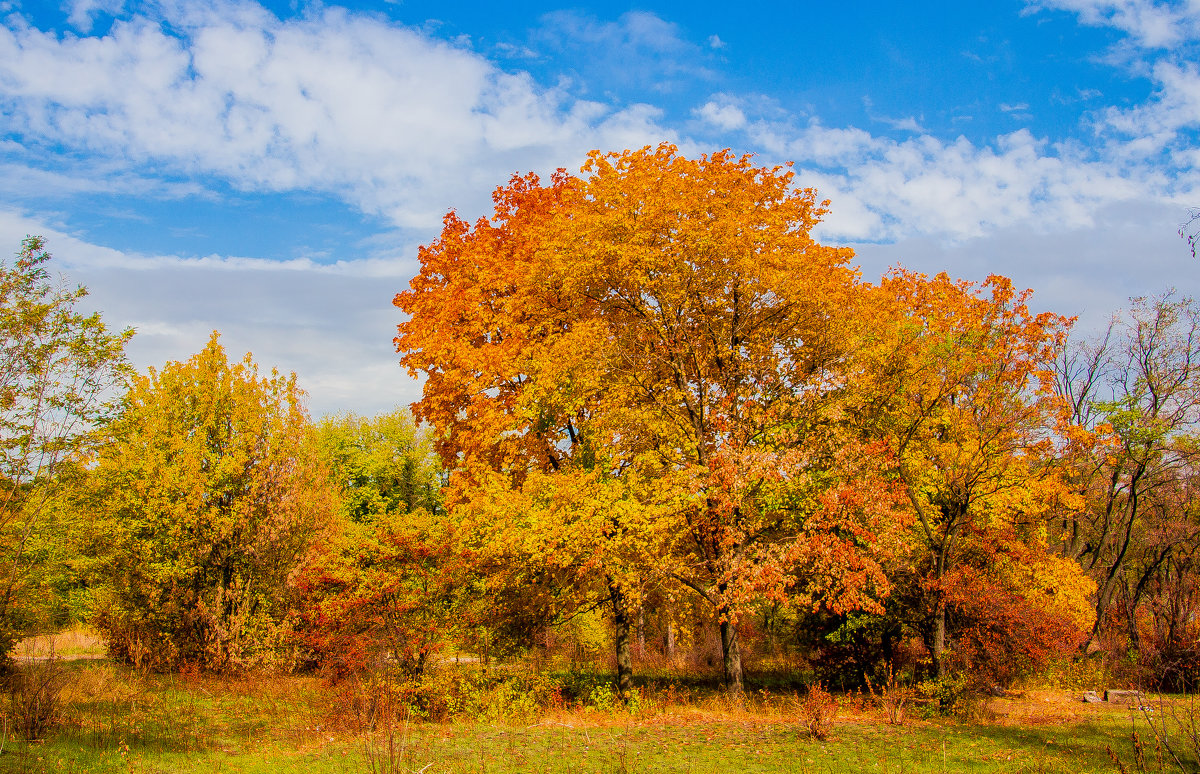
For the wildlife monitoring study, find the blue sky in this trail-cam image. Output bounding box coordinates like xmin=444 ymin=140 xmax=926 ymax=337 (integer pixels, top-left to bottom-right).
xmin=1 ymin=0 xmax=1198 ymax=416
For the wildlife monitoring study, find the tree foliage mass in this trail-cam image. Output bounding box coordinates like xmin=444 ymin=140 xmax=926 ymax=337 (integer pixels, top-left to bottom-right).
xmin=8 ymin=143 xmax=1199 ymax=710
xmin=395 ymin=144 xmax=1096 ymax=698
xmin=81 ymin=333 xmax=334 ymax=672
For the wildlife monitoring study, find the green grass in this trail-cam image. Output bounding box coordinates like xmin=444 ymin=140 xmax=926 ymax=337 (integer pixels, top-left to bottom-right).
xmin=0 ymin=660 xmax=1159 ymax=774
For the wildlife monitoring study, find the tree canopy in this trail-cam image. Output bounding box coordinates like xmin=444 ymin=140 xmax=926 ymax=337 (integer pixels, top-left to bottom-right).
xmin=396 ymin=144 xmax=908 ymax=697
xmin=1 ymin=155 xmax=1191 ymax=715
xmin=0 ymin=236 xmax=131 ymax=659
xmin=81 ymin=333 xmax=333 ymax=671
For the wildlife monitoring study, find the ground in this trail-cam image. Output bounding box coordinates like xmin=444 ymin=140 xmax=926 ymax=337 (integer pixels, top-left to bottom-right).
xmin=0 ymin=630 xmax=1178 ymax=774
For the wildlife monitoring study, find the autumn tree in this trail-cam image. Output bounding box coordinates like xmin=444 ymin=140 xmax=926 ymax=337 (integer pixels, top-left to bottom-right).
xmin=858 ymin=270 xmax=1093 ymax=680
xmin=81 ymin=333 xmax=333 ymax=672
xmin=453 ymin=464 xmax=682 ymax=699
xmin=292 ymin=507 xmax=469 ymax=681
xmin=1053 ymin=293 xmax=1200 ymax=662
xmin=1138 ymin=521 xmax=1200 ymax=689
xmin=396 ymin=165 xmax=660 ymax=700
xmin=315 ymin=410 xmax=443 ymax=522
xmin=563 ymin=148 xmax=911 ymax=698
xmin=937 ymin=542 xmax=1095 ymax=685
xmin=0 ymin=236 xmax=131 ymax=660
xmin=397 ymin=144 xmax=905 ymax=698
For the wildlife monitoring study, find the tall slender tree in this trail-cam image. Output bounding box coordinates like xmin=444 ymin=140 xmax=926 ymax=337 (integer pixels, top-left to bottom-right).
xmin=856 ymin=270 xmax=1087 ymax=679
xmin=1054 ymin=293 xmax=1200 ymax=657
xmin=0 ymin=236 xmax=130 ymax=659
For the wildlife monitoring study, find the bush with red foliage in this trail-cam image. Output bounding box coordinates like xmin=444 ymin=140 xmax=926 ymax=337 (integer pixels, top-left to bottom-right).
xmin=290 ymin=509 xmax=475 ymax=680
xmin=940 ymin=563 xmax=1089 ymax=687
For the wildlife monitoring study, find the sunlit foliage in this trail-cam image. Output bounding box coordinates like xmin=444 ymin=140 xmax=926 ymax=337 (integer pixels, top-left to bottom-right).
xmin=0 ymin=237 xmax=131 ymax=660
xmin=81 ymin=333 xmax=333 ymax=672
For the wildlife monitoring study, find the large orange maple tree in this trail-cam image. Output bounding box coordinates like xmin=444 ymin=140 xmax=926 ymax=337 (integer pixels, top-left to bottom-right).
xmin=396 ymin=144 xmax=904 ymax=697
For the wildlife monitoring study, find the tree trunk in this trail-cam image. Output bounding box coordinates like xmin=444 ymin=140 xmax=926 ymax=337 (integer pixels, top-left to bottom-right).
xmin=636 ymin=605 xmax=646 ymax=659
xmin=1121 ymin=578 xmax=1142 ymax=656
xmin=665 ymin=616 xmax=676 ymax=660
xmin=1085 ymin=471 xmax=1144 ymax=653
xmin=610 ymin=584 xmax=634 ymax=704
xmin=719 ymin=614 xmax=744 ymax=699
xmin=932 ymin=599 xmax=946 ymax=679
xmin=1084 ymin=563 xmax=1124 ymax=655
xmin=931 ymin=546 xmax=948 ymax=679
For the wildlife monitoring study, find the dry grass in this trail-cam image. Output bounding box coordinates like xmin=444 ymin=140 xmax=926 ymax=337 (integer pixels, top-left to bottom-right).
xmin=13 ymin=624 xmax=106 ymax=661
xmin=985 ymin=689 xmax=1134 ymax=726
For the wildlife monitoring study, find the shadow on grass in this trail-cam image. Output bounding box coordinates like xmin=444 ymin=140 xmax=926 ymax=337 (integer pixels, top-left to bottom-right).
xmin=946 ymin=719 xmax=1129 ymax=772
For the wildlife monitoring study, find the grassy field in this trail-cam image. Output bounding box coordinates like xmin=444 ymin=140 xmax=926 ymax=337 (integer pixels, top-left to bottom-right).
xmin=0 ymin=657 xmax=1176 ymax=774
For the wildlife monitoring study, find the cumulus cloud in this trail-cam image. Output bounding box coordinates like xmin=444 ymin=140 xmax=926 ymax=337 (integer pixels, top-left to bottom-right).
xmin=0 ymin=159 xmax=208 ymax=200
xmin=64 ymin=0 xmax=127 ymax=32
xmin=0 ymin=3 xmax=674 ymax=231
xmin=851 ymin=199 xmax=1193 ymax=331
xmin=881 ymin=116 xmax=927 ymax=133
xmin=692 ymin=2 xmax=1200 ymax=245
xmin=862 ymin=96 xmax=927 ymax=134
xmin=1097 ymin=60 xmax=1200 ymax=155
xmin=743 ymin=117 xmax=1161 ymax=242
xmin=1026 ymin=1 xmax=1200 ymax=164
xmin=694 ymin=97 xmax=747 ymax=131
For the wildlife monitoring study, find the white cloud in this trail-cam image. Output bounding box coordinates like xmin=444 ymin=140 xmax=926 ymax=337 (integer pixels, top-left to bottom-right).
xmin=539 ymin=10 xmax=692 ymax=59
xmin=1097 ymin=60 xmax=1200 ymax=151
xmin=851 ymin=199 xmax=1194 ymax=335
xmin=862 ymin=96 xmax=927 ymax=134
xmin=746 ymin=117 xmax=1161 ymax=242
xmin=64 ymin=0 xmax=126 ymax=32
xmin=710 ymin=2 xmax=1200 ymax=247
xmin=1026 ymin=0 xmax=1200 ymax=48
xmin=694 ymin=98 xmax=746 ymax=131
xmin=1027 ymin=1 xmax=1200 ymax=160
xmin=0 ymin=207 xmax=418 ymax=418
xmin=0 ymin=160 xmax=208 ymax=200
xmin=886 ymin=116 xmax=926 ymax=133
xmin=532 ymin=10 xmax=716 ymax=94
xmin=0 ymin=3 xmax=675 ymax=231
